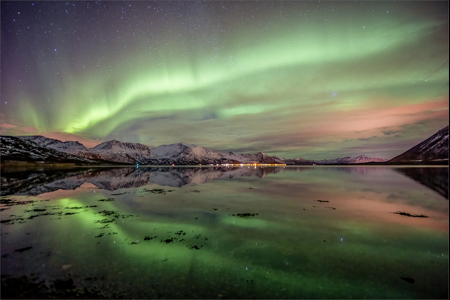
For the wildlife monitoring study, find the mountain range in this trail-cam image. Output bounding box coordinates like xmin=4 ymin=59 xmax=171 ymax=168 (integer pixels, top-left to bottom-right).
xmin=0 ymin=126 xmax=448 ymax=165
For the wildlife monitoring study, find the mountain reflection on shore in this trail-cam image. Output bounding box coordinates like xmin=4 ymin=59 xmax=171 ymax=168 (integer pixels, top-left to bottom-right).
xmin=393 ymin=167 xmax=448 ymax=199
xmin=1 ymin=166 xmax=283 ymax=196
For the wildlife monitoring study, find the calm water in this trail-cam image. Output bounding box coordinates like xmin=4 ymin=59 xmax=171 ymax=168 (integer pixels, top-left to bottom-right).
xmin=1 ymin=166 xmax=448 ymax=298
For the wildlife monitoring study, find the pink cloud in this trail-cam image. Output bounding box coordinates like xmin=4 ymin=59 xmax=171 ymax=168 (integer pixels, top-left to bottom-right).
xmin=0 ymin=121 xmax=102 ymax=148
xmin=302 ymin=98 xmax=449 ymax=139
xmin=0 ymin=121 xmax=39 ymax=135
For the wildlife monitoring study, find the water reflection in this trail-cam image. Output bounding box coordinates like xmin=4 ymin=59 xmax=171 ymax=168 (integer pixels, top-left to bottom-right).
xmin=1 ymin=166 xmax=448 ymax=298
xmin=1 ymin=166 xmax=448 ymax=201
xmin=393 ymin=167 xmax=449 ymax=199
xmin=1 ymin=166 xmax=285 ymax=196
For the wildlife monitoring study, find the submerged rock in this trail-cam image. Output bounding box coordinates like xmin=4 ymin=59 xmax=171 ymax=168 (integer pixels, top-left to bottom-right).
xmin=229 ymin=213 xmax=259 ymax=218
xmin=393 ymin=211 xmax=428 ymax=218
xmin=401 ymin=277 xmax=415 ymax=284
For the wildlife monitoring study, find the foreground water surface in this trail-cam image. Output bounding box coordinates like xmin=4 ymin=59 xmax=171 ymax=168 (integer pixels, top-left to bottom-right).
xmin=1 ymin=166 xmax=448 ymax=298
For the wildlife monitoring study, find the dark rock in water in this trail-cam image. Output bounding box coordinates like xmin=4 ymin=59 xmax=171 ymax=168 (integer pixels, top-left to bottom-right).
xmin=2 ymin=275 xmax=108 ymax=299
xmin=53 ymin=278 xmax=75 ymax=290
xmin=187 ymin=245 xmax=203 ymax=250
xmin=401 ymin=277 xmax=415 ymax=284
xmin=229 ymin=213 xmax=259 ymax=218
xmin=160 ymin=238 xmax=177 ymax=244
xmin=14 ymin=246 xmax=32 ymax=253
xmin=144 ymin=188 xmax=173 ymax=195
xmin=393 ymin=211 xmax=428 ymax=218
xmin=144 ymin=235 xmax=157 ymax=241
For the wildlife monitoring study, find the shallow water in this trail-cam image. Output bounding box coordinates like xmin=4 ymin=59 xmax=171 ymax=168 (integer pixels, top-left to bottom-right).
xmin=1 ymin=166 xmax=448 ymax=298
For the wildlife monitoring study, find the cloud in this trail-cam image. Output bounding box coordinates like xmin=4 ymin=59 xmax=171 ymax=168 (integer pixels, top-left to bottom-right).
xmin=381 ymin=130 xmax=400 ymax=135
xmin=355 ymin=136 xmax=378 ymax=141
xmin=0 ymin=121 xmax=39 ymax=136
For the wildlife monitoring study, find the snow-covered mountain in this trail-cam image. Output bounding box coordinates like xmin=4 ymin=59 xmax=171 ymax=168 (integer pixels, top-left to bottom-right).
xmin=19 ymin=135 xmax=88 ymax=150
xmin=1 ymin=136 xmax=99 ymax=164
xmin=313 ymin=155 xmax=387 ymax=165
xmin=145 ymin=143 xmax=290 ymax=165
xmin=93 ymin=140 xmax=151 ymax=152
xmin=5 ymin=135 xmax=388 ymax=165
xmin=279 ymin=157 xmax=314 ymax=165
xmin=389 ymin=126 xmax=449 ymax=163
xmin=146 ymin=143 xmax=224 ymax=165
xmin=5 ymin=128 xmax=445 ymax=166
xmin=18 ymin=136 xmax=153 ymax=164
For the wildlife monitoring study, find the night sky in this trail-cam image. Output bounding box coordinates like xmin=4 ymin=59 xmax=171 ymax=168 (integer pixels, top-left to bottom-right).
xmin=1 ymin=1 xmax=448 ymax=160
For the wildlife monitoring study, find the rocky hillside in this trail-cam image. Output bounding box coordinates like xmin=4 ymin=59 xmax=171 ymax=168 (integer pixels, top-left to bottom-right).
xmin=18 ymin=136 xmax=153 ymax=164
xmin=389 ymin=126 xmax=449 ymax=163
xmin=1 ymin=136 xmax=99 ymax=164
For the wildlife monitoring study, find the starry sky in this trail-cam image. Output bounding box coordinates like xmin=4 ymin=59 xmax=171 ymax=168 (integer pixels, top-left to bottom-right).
xmin=1 ymin=1 xmax=448 ymax=160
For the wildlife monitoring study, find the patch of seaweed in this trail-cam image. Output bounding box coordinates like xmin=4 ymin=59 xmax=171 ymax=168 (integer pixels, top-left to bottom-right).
xmin=143 ymin=189 xmax=174 ymax=195
xmin=187 ymin=245 xmax=203 ymax=250
xmin=97 ymin=198 xmax=114 ymax=202
xmin=393 ymin=211 xmax=428 ymax=218
xmin=160 ymin=237 xmax=177 ymax=244
xmin=14 ymin=246 xmax=33 ymax=253
xmin=229 ymin=213 xmax=259 ymax=218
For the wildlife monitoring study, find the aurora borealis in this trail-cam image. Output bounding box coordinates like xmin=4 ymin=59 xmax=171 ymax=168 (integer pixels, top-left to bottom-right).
xmin=1 ymin=1 xmax=448 ymax=160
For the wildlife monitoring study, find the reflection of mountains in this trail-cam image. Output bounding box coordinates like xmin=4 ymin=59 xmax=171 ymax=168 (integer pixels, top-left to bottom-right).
xmin=393 ymin=167 xmax=449 ymax=200
xmin=321 ymin=166 xmax=448 ymax=199
xmin=1 ymin=167 xmax=285 ymax=196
